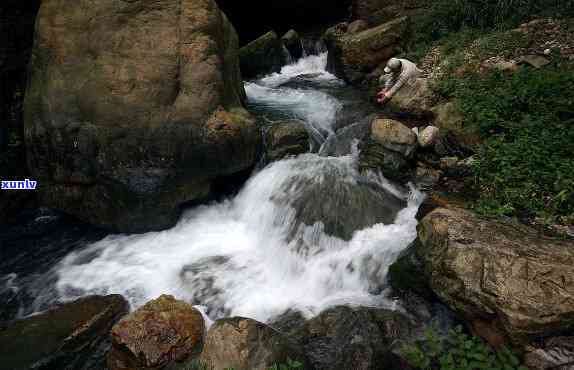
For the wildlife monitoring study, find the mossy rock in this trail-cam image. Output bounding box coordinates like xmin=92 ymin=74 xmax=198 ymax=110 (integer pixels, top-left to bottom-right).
xmin=239 ymin=31 xmax=284 ymax=79
xmin=326 ymin=17 xmax=410 ymax=83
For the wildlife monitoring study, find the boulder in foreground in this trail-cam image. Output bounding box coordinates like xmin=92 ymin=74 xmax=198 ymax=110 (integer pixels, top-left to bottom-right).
xmin=25 ymin=0 xmax=260 ymax=233
xmin=0 ymin=295 xmax=128 ymax=370
xmin=416 ymin=207 xmax=574 ymax=345
xmin=108 ymin=295 xmax=205 ymax=370
xmin=288 ymin=305 xmax=414 ymax=370
xmin=199 ymin=316 xmax=311 ymax=370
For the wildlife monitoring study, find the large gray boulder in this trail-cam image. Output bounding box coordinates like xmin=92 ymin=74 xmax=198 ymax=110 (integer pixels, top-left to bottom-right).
xmin=24 ymin=0 xmax=260 ymax=233
xmin=326 ymin=17 xmax=409 ymax=83
xmin=0 ymin=295 xmax=128 ymax=370
xmin=273 ymin=155 xmax=407 ymax=242
xmin=386 ymin=78 xmax=436 ymax=117
xmin=359 ymin=118 xmax=417 ymax=182
xmin=287 ymin=306 xmax=414 ymax=370
xmin=415 ymin=207 xmax=574 ymax=345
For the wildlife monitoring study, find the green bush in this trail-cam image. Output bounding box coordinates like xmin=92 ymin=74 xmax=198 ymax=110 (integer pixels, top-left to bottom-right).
xmin=402 ymin=325 xmax=528 ymax=370
xmin=441 ymin=61 xmax=574 ymax=222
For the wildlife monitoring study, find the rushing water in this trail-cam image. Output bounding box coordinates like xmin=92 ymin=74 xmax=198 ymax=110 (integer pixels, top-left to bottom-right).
xmin=1 ymin=53 xmax=422 ymax=324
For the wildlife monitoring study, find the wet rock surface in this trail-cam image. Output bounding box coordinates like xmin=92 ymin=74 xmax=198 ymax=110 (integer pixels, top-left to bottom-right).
xmin=108 ymin=295 xmax=205 ymax=370
xmin=199 ymin=316 xmax=312 ymax=370
xmin=319 ymin=115 xmax=375 ymax=157
xmin=265 ymin=121 xmax=310 ymax=162
xmin=0 ymin=295 xmax=128 ymax=370
xmin=277 ymin=157 xmax=407 ymax=242
xmin=359 ymin=118 xmax=418 ymax=182
xmin=282 ymin=30 xmax=304 ymax=61
xmin=286 ymin=305 xmax=414 ymax=370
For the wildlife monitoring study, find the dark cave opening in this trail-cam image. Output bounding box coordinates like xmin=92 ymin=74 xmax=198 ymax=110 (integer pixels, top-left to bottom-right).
xmin=0 ymin=0 xmax=41 ymax=158
xmin=215 ymin=0 xmax=352 ymax=44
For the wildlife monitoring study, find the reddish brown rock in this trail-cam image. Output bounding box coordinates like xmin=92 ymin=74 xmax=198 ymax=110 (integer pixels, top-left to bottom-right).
xmin=108 ymin=295 xmax=205 ymax=370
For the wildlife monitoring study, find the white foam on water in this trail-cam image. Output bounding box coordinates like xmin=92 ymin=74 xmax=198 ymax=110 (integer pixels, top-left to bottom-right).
xmin=54 ymin=53 xmax=423 ymax=323
xmin=56 ymin=154 xmax=422 ymax=322
xmin=245 ymin=53 xmax=345 ymax=141
xmin=256 ymin=52 xmax=341 ymax=88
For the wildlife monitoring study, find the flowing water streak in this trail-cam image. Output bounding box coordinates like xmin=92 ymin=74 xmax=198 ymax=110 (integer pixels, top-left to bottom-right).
xmin=245 ymin=53 xmax=344 ymax=142
xmin=54 ymin=54 xmax=423 ymax=323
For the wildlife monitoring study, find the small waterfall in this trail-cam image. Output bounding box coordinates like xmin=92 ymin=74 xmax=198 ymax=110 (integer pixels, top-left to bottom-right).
xmin=49 ymin=53 xmax=422 ymax=324
xmin=281 ymin=44 xmax=295 ymax=65
xmin=301 ymin=38 xmax=327 ymax=57
xmin=246 ymin=53 xmax=343 ymax=144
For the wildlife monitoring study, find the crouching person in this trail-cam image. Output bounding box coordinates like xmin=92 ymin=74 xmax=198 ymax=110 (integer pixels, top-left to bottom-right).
xmin=377 ymin=57 xmax=422 ymax=105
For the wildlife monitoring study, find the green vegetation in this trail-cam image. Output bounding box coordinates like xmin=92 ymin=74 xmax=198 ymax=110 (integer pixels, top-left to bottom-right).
xmin=405 ymin=0 xmax=574 ymax=63
xmin=437 ymin=59 xmax=574 ymax=223
xmin=430 ymin=0 xmax=573 ymax=33
xmin=400 ymin=0 xmax=574 ymax=225
xmin=402 ymin=325 xmax=528 ymax=370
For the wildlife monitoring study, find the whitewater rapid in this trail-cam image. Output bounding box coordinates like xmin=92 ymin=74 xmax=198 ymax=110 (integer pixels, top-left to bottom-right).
xmin=54 ymin=54 xmax=423 ymax=323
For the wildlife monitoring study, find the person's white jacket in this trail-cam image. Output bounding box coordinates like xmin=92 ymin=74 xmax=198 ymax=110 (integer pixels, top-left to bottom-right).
xmin=379 ymin=58 xmax=422 ymax=98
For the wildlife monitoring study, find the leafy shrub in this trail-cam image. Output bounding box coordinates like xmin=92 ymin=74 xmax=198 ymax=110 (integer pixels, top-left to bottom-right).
xmin=440 ymin=61 xmax=574 ymax=222
xmin=402 ymin=325 xmax=528 ymax=370
xmin=431 ymin=0 xmax=573 ymax=31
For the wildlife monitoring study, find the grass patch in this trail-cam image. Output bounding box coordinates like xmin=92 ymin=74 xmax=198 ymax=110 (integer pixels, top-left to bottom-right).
xmin=404 ymin=5 xmax=574 ymax=224
xmin=404 ymin=0 xmax=573 ymax=63
xmin=437 ymin=59 xmax=574 ymax=223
